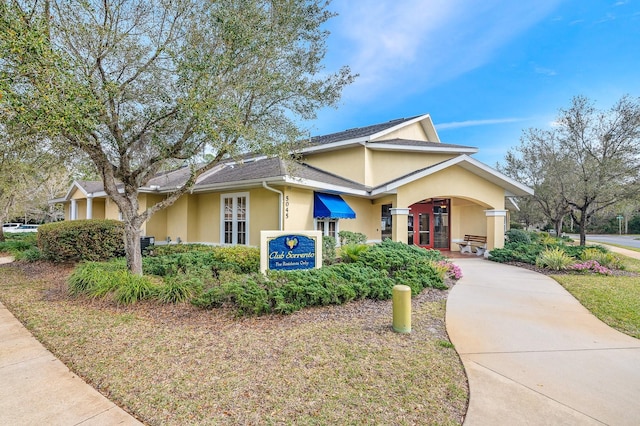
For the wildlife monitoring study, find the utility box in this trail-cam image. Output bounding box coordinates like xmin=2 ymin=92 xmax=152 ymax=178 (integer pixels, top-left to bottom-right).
xmin=140 ymin=236 xmax=155 ymax=254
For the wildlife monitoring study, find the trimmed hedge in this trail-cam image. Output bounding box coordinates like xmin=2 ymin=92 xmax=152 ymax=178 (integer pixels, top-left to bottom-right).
xmin=39 ymin=219 xmax=125 ymax=262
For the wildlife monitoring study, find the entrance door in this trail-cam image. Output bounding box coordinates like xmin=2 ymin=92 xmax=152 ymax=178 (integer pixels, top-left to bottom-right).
xmin=409 ymin=199 xmax=450 ymax=250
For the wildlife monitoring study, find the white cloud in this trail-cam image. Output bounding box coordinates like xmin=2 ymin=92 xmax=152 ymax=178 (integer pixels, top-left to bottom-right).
xmin=436 ymin=117 xmax=526 ymax=130
xmin=326 ymin=0 xmax=564 ymax=102
xmin=534 ymin=66 xmax=558 ymax=76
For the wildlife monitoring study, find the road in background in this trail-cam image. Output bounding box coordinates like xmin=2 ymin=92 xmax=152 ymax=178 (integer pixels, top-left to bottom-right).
xmin=567 ymin=234 xmax=640 ymax=249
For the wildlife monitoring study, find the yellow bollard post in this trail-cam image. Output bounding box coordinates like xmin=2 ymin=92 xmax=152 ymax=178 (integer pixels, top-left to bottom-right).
xmin=392 ymin=284 xmax=411 ymax=333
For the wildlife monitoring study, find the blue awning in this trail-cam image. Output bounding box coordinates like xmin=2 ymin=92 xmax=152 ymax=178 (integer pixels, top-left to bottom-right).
xmin=313 ymin=192 xmax=356 ymax=219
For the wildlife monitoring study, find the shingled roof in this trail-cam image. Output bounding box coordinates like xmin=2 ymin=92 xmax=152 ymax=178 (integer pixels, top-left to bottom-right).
xmin=196 ymin=157 xmax=366 ymax=192
xmin=305 ymin=115 xmax=423 ymax=146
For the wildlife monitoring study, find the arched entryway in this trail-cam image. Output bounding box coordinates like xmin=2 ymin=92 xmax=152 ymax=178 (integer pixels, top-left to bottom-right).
xmin=408 ymin=199 xmax=450 ymax=250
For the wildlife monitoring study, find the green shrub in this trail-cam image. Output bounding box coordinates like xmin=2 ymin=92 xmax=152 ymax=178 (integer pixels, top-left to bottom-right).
xmin=191 ymin=240 xmax=448 ymax=316
xmin=39 ymin=220 xmax=125 ymax=262
xmin=580 ymin=248 xmax=623 ymax=269
xmin=536 ymin=247 xmax=574 ymax=271
xmin=192 ymin=262 xmax=394 ymax=315
xmin=210 ymin=246 xmax=260 ymax=274
xmin=340 ymin=243 xmax=369 ymax=263
xmin=143 ymin=251 xmax=214 ymax=277
xmin=191 ymin=286 xmax=226 ymax=310
xmin=68 ymin=260 xmax=128 ymax=296
xmin=156 ymin=274 xmax=204 ymax=303
xmin=220 ymin=273 xmax=271 ymax=315
xmin=0 ymin=233 xmax=38 ymax=256
xmin=113 ymin=274 xmax=156 ymax=305
xmin=356 ymin=240 xmax=446 ymax=294
xmin=322 ymin=236 xmax=337 ymax=265
xmin=143 ymin=247 xmax=259 ymax=278
xmin=13 ymin=247 xmax=44 ymax=262
xmin=146 ymin=243 xmax=214 ymax=256
xmin=68 ymin=259 xmax=155 ymax=304
xmin=505 ymin=228 xmax=531 ymax=244
xmin=488 ymin=242 xmax=544 ymax=264
xmin=538 ymin=233 xmax=560 ymax=246
xmin=338 ymin=231 xmax=367 ymax=245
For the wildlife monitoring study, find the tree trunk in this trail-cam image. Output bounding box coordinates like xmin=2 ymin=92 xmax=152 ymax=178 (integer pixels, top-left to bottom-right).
xmin=578 ymin=209 xmax=588 ymax=246
xmin=555 ymin=217 xmax=564 ymax=238
xmin=124 ymin=221 xmax=143 ymax=275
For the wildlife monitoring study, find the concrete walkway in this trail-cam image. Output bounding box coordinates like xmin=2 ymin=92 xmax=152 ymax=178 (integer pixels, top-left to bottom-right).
xmin=447 ymin=258 xmax=640 ymax=425
xmin=0 ymin=259 xmax=143 ymax=425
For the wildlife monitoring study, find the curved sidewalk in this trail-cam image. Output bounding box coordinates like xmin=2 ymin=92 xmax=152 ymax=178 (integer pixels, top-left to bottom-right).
xmin=0 ymin=258 xmax=143 ymax=425
xmin=447 ymin=258 xmax=640 ymax=425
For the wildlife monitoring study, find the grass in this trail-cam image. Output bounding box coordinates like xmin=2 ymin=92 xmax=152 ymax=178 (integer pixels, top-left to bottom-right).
xmin=551 ymin=255 xmax=640 ymax=339
xmin=0 ymin=262 xmax=467 ymax=425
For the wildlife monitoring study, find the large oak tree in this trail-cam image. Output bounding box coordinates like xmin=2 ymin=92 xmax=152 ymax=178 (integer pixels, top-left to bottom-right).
xmin=1 ymin=0 xmax=354 ymax=273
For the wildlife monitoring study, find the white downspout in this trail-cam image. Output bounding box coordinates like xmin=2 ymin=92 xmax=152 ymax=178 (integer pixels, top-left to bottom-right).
xmin=262 ymin=181 xmax=283 ymax=230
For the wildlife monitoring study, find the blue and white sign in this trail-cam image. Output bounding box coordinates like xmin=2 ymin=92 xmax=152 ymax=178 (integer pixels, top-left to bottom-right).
xmin=260 ymin=231 xmax=322 ymax=273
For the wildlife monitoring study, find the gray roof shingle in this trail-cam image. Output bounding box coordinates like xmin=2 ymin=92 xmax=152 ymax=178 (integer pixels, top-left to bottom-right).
xmin=305 ymin=115 xmax=423 ymax=146
xmin=197 ymin=158 xmax=366 ymax=191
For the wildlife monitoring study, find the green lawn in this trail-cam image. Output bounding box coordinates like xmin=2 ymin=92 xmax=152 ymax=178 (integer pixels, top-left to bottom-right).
xmin=552 ymin=255 xmax=640 ymax=339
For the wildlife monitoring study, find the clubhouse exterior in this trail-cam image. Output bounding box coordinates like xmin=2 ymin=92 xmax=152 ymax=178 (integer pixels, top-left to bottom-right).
xmin=51 ymin=114 xmax=533 ymax=253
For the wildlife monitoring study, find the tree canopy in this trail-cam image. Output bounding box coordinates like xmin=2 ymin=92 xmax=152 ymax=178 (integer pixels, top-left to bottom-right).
xmin=1 ymin=0 xmax=355 ymax=273
xmin=502 ymin=95 xmax=640 ymax=244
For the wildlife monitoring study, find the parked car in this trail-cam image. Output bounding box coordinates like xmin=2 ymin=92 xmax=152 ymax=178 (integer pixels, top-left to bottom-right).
xmin=2 ymin=223 xmax=22 ymax=232
xmin=7 ymin=224 xmax=40 ymax=233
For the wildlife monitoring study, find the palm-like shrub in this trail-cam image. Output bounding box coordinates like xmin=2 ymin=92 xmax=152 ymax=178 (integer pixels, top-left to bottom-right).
xmin=580 ymin=248 xmax=623 ymax=269
xmin=340 ymin=243 xmax=369 ymax=263
xmin=535 ymin=247 xmax=574 ymax=271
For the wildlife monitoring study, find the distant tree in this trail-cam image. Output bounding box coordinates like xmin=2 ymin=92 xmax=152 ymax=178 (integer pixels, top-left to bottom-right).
xmin=507 ymin=196 xmax=545 ymax=230
xmin=1 ymin=0 xmax=354 ymax=273
xmin=0 ymin=128 xmax=64 ymax=240
xmin=503 ymin=95 xmax=640 ymax=245
xmin=502 ymin=128 xmax=571 ymax=236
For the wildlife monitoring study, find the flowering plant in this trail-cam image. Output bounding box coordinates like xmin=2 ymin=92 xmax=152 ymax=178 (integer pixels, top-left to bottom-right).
xmin=568 ymin=260 xmax=612 ymax=276
xmin=437 ymin=261 xmax=463 ymax=280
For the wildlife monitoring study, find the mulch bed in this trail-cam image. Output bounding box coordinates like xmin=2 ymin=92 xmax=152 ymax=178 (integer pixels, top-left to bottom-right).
xmin=503 ymin=261 xmax=639 ymax=277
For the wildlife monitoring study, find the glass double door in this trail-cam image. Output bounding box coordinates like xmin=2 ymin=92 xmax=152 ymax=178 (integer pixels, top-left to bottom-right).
xmin=407 ymin=199 xmax=450 ymax=250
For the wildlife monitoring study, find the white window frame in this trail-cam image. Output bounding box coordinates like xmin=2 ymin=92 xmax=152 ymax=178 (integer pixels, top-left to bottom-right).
xmin=314 ymin=218 xmax=339 ymax=241
xmin=220 ymin=192 xmax=250 ymax=245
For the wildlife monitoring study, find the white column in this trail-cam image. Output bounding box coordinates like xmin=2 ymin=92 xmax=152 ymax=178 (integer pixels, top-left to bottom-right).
xmin=70 ymin=199 xmax=77 ymax=220
xmin=390 ymin=207 xmax=410 ymax=244
xmin=86 ymin=196 xmax=93 ymax=219
xmin=485 ymin=209 xmax=508 ymax=249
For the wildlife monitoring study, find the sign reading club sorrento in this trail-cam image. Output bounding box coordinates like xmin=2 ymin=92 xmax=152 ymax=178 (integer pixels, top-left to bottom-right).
xmin=260 ymin=231 xmax=322 ymax=274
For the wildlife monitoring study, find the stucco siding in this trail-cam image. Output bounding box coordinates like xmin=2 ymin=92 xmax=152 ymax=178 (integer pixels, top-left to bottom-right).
xmin=283 ymin=187 xmax=314 ymax=231
xmin=337 ymin=195 xmax=378 ymax=241
xmin=374 ymin=122 xmax=430 ymax=142
xmin=92 ymin=199 xmax=106 ymax=219
xmin=369 ymin=151 xmax=457 ymax=187
xmin=192 ymin=193 xmax=219 ymax=243
xmin=166 ymin=196 xmax=189 ymax=243
xmin=144 ymin=194 xmax=167 ymax=240
xmin=397 ymin=166 xmax=505 ymax=210
xmin=104 ymin=198 xmax=119 ymax=220
xmin=303 ymin=146 xmax=365 ymax=184
xmin=249 ymin=188 xmax=280 ymax=245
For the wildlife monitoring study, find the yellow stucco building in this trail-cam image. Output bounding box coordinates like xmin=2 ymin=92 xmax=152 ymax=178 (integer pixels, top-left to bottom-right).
xmin=52 ymin=114 xmax=533 ymax=253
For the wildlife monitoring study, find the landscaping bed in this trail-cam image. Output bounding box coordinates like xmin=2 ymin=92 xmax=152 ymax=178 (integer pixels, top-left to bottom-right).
xmin=0 ymin=260 xmax=468 ymax=425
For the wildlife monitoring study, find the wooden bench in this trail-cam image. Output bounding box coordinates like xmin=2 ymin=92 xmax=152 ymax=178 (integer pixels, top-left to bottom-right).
xmin=458 ymin=235 xmax=487 ymax=256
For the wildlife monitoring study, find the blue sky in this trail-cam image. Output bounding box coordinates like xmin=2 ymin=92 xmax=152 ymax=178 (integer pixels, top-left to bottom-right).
xmin=308 ymin=0 xmax=640 ymax=166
